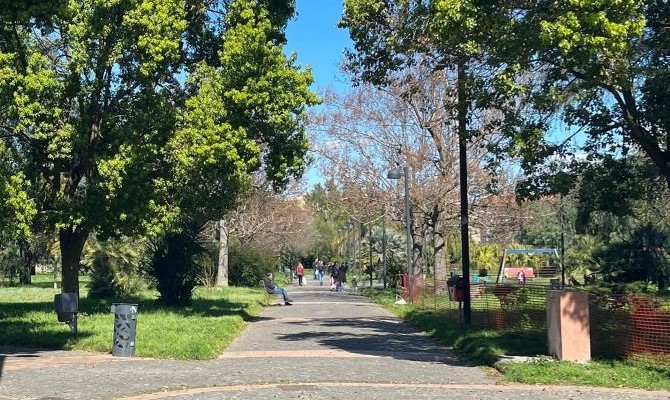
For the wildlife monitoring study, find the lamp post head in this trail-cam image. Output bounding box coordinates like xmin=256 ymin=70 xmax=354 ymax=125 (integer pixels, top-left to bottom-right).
xmin=387 ymin=167 xmax=403 ymax=180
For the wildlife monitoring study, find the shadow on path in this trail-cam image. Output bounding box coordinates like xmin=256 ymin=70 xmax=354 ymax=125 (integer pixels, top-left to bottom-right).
xmin=272 ymin=316 xmax=473 ymax=366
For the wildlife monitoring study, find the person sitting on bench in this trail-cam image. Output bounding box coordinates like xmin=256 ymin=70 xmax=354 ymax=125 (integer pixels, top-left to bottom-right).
xmin=264 ymin=272 xmax=293 ymax=305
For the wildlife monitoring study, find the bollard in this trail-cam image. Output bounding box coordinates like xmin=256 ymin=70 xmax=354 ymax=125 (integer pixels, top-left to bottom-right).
xmin=111 ymin=303 xmax=138 ymax=357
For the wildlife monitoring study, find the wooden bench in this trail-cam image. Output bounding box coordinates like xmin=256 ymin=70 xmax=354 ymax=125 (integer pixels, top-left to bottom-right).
xmin=504 ymin=267 xmax=535 ymax=280
xmin=259 ymin=280 xmax=284 ymax=305
xmin=538 ymin=265 xmax=559 ymax=277
xmin=470 ymin=283 xmax=486 ymax=299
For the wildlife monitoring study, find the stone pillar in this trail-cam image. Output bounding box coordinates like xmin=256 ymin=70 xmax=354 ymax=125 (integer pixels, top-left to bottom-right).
xmin=547 ymin=290 xmax=591 ymax=362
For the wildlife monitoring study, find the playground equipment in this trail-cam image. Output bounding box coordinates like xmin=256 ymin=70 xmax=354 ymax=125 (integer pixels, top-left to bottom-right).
xmin=494 ymin=248 xmax=562 ymax=284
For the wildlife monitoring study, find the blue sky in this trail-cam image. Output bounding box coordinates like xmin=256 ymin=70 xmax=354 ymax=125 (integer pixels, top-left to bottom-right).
xmin=285 ymin=0 xmax=352 ymax=91
xmin=285 ymin=0 xmax=353 ymax=187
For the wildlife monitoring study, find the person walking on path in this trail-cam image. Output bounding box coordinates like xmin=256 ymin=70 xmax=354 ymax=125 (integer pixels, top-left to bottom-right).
xmin=319 ymin=261 xmax=325 ymax=286
xmin=263 ymin=272 xmax=293 ymax=305
xmin=315 ymin=260 xmax=324 ymax=286
xmin=337 ymin=263 xmax=348 ymax=292
xmin=296 ymin=262 xmax=305 ymax=286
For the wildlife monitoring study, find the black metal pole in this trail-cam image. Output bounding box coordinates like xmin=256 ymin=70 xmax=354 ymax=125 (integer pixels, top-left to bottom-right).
xmin=458 ymin=60 xmax=471 ymax=325
xmin=560 ymin=199 xmax=566 ymax=286
xmin=369 ymin=222 xmax=373 ymax=288
xmin=382 ymin=214 xmax=387 ymax=290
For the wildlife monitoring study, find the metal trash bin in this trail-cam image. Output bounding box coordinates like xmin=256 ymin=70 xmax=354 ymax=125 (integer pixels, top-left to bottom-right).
xmin=111 ymin=303 xmax=138 ymax=357
xmin=54 ymin=292 xmax=78 ymax=335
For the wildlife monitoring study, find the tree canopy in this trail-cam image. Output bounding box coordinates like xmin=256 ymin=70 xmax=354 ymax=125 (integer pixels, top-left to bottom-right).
xmin=341 ymin=0 xmax=670 ymax=196
xmin=0 ymin=0 xmax=317 ymax=294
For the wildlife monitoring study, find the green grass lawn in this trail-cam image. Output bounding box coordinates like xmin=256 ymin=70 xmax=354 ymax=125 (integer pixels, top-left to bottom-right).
xmin=0 ymin=274 xmax=270 ymax=359
xmin=363 ymin=288 xmax=670 ymax=391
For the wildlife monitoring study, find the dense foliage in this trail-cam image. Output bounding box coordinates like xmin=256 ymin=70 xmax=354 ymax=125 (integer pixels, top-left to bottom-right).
xmin=142 ymin=228 xmax=205 ymax=306
xmin=84 ymin=237 xmax=146 ymax=298
xmin=338 ymin=0 xmax=670 ymax=290
xmin=0 ymin=0 xmax=317 ymax=296
xmin=228 ymin=243 xmax=278 ymax=287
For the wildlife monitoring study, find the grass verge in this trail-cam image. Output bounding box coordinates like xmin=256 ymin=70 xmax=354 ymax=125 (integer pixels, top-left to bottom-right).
xmin=0 ymin=276 xmax=270 ymax=360
xmin=362 ymin=288 xmax=670 ymax=391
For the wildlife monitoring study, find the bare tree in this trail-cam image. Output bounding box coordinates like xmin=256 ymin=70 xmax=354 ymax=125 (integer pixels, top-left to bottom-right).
xmin=312 ymin=66 xmax=513 ymax=287
xmin=215 ymin=179 xmax=317 ymax=286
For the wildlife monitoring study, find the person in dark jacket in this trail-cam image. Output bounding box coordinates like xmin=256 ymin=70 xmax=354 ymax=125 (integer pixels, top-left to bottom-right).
xmin=264 ymin=273 xmax=292 ymax=305
xmin=337 ymin=263 xmax=348 ymax=292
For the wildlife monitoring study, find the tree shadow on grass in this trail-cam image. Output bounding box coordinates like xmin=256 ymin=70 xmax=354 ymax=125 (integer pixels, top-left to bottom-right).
xmin=130 ymin=298 xmax=261 ymax=321
xmin=0 ymin=306 xmax=92 ymax=352
xmin=0 ymin=294 xmax=262 ymax=319
xmin=0 ymin=296 xmax=256 ymax=353
xmin=63 ymin=293 xmax=264 ymax=320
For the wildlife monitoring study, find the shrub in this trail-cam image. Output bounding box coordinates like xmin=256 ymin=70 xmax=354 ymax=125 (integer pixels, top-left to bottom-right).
xmin=142 ymin=229 xmax=204 ymax=306
xmin=87 ymin=255 xmax=145 ymax=298
xmin=595 ymin=225 xmax=670 ymax=289
xmin=84 ymin=237 xmax=146 ymax=298
xmin=228 ymin=243 xmax=278 ymax=287
xmin=0 ymin=243 xmax=22 ymax=284
xmin=195 ymin=251 xmax=218 ymax=288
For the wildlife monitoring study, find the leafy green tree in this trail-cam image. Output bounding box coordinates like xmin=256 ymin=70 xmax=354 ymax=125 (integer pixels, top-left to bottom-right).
xmin=305 ymin=180 xmax=353 ymax=262
xmin=571 ymin=155 xmax=670 ymax=286
xmin=342 ymin=1 xmax=670 ymax=200
xmin=576 ymin=156 xmax=668 ymax=235
xmin=595 ymin=224 xmax=670 ymax=290
xmin=0 ymin=0 xmax=316 ymax=296
xmin=371 ymin=227 xmax=405 ymax=289
xmin=566 ymin=234 xmax=602 ymax=281
xmin=0 ymin=144 xmax=35 ymax=242
xmin=486 ymin=0 xmax=670 ymax=195
xmin=0 ymin=140 xmax=37 ymax=285
xmin=0 ymin=242 xmax=22 ymax=284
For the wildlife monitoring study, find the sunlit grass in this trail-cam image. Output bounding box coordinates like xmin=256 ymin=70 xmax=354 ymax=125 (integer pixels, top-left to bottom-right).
xmin=362 ymin=287 xmax=670 ymax=390
xmin=0 ymin=275 xmax=270 ymax=359
xmin=498 ymin=358 xmax=670 ymax=391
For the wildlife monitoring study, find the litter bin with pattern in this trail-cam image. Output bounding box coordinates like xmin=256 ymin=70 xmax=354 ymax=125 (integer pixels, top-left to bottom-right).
xmin=111 ymin=303 xmax=138 ymax=357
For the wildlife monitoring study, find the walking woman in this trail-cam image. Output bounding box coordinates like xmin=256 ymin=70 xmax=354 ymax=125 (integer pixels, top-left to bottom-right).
xmin=296 ymin=262 xmax=305 ymax=286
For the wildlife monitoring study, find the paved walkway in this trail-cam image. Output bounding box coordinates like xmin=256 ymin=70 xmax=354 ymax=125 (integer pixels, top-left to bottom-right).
xmin=1 ymin=278 xmax=669 ymax=399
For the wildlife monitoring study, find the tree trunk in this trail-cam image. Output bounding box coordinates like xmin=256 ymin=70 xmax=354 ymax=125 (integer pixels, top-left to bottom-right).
xmin=19 ymin=242 xmax=33 ymax=285
xmin=433 ymin=216 xmax=447 ymax=293
xmin=53 ymin=259 xmax=59 ymax=289
xmin=216 ymin=219 xmax=229 ymax=287
xmin=59 ymin=227 xmax=88 ymax=295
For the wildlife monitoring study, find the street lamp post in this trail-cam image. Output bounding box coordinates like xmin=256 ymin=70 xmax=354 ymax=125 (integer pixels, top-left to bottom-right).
xmin=388 ymin=164 xmax=413 ymax=303
xmin=381 ymin=213 xmax=387 ymax=290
